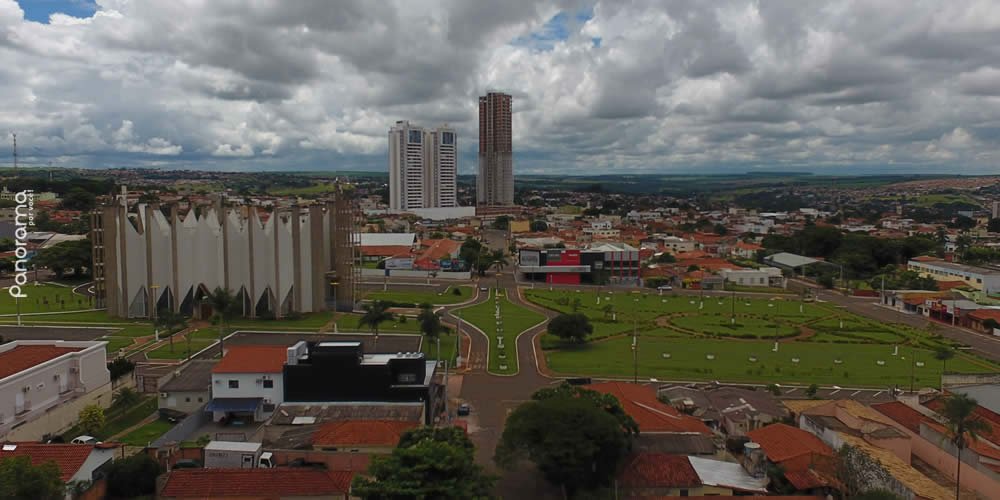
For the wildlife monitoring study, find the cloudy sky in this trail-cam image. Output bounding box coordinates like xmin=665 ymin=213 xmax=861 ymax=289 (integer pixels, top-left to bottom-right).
xmin=2 ymin=0 xmax=999 ymax=174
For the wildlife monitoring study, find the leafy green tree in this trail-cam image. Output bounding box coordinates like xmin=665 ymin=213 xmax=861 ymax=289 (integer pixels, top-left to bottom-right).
xmin=155 ymin=308 xmax=188 ymax=353
xmin=78 ymin=404 xmax=105 ymax=436
xmin=105 ymin=454 xmax=163 ymax=498
xmin=531 ymin=384 xmax=639 ymax=437
xmin=112 ymin=387 xmax=141 ymax=409
xmin=59 ymin=187 xmax=97 ymax=211
xmin=547 ymin=313 xmax=594 ymax=343
xmin=359 ymin=300 xmax=393 ymax=351
xmin=0 ymin=237 xmax=14 ymax=252
xmin=942 ymin=393 xmax=992 ymax=499
xmin=713 ymin=223 xmax=728 ymax=235
xmin=0 ymin=456 xmax=64 ymax=500
xmin=495 ymin=393 xmax=632 ymax=496
xmin=806 ymin=384 xmax=819 ymax=398
xmin=204 ymin=287 xmax=239 ymax=357
xmin=492 ymin=216 xmax=511 ymax=230
xmin=31 ymin=239 xmax=92 ymax=279
xmin=934 ymin=347 xmax=955 ymax=390
xmin=352 ymin=426 xmax=494 ymax=499
xmin=489 ymin=249 xmax=509 ymax=273
xmin=530 ymin=220 xmax=548 ymax=232
xmin=988 ymin=218 xmax=1000 ymax=233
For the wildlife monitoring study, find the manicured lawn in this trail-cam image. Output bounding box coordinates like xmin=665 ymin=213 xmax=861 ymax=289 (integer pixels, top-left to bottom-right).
xmin=338 ymin=312 xmax=422 ymax=333
xmin=147 ymin=339 xmax=216 ymax=360
xmin=528 ymin=288 xmax=1000 ymax=386
xmin=366 ymin=286 xmax=474 ymax=305
xmin=120 ymin=418 xmax=174 ymax=446
xmin=102 ymin=337 xmax=140 ymax=354
xmin=421 ymin=332 xmax=460 ymax=366
xmin=62 ymin=397 xmax=158 ymax=441
xmin=0 ymin=310 xmax=131 ymax=324
xmin=545 ymin=336 xmax=996 ymax=387
xmin=458 ymin=290 xmax=545 ymax=375
xmin=0 ymin=283 xmax=93 ymax=314
xmin=230 ymin=312 xmax=333 ymax=330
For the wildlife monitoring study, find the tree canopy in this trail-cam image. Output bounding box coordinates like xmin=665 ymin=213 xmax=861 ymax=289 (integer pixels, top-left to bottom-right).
xmin=105 ymin=454 xmax=163 ymax=498
xmin=0 ymin=456 xmax=64 ymax=500
xmin=31 ymin=239 xmax=92 ymax=279
xmin=495 ymin=395 xmax=631 ymax=496
xmin=352 ymin=426 xmax=494 ymax=499
xmin=547 ymin=313 xmax=594 ymax=343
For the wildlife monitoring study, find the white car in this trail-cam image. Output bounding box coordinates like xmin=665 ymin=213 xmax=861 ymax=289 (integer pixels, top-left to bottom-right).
xmin=71 ymin=435 xmax=97 ymax=445
xmin=657 ymin=284 xmax=673 ymax=291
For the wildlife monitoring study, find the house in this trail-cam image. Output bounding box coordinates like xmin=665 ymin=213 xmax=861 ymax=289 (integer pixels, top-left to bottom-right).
xmin=159 ymin=468 xmax=354 ymax=499
xmin=660 ymin=385 xmax=789 ymax=436
xmin=158 ymin=360 xmax=214 ymax=415
xmin=732 ymin=241 xmax=763 ymax=259
xmin=719 ymin=267 xmax=785 ymax=289
xmin=585 ymin=382 xmax=712 ymax=435
xmin=873 ymin=400 xmax=1000 ymax=499
xmin=0 ymin=341 xmax=112 ymax=442
xmin=907 ymin=258 xmax=1000 ymax=294
xmin=616 ymin=453 xmax=767 ymax=497
xmin=746 ymin=423 xmax=839 ymax=496
xmin=0 ymin=442 xmax=122 ymax=499
xmin=207 ymin=345 xmax=289 ymax=423
xmin=796 ymin=400 xmax=951 ymax=499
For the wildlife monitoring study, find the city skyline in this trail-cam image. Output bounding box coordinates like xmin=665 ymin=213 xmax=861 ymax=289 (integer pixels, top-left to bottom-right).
xmin=1 ymin=1 xmax=999 ymax=175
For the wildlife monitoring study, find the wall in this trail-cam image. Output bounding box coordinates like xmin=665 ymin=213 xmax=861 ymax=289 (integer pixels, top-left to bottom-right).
xmin=877 ymin=416 xmax=998 ymax=499
xmin=210 ymin=373 xmax=284 ymax=421
xmin=159 ymin=390 xmax=210 ymax=414
xmin=0 ymin=342 xmax=112 ymax=441
xmin=4 ymin=382 xmax=112 ymax=441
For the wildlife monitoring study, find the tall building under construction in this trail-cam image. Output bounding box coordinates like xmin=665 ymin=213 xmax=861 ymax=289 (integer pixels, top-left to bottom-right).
xmin=477 ymin=91 xmax=514 ymax=206
xmin=90 ymin=189 xmax=357 ymax=319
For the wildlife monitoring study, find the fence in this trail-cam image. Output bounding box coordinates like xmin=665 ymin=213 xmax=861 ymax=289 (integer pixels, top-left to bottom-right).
xmin=150 ymin=403 xmax=210 ymax=449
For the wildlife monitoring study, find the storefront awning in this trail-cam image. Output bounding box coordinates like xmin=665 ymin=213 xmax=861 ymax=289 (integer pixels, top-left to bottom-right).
xmin=205 ymin=398 xmax=261 ymax=413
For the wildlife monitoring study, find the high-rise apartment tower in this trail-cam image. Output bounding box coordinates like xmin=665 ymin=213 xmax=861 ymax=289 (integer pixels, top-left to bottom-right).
xmin=388 ymin=121 xmax=456 ymax=210
xmin=477 ymin=92 xmax=513 ymax=206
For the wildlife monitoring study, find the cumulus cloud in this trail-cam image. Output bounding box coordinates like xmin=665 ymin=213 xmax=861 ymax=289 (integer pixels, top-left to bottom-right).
xmin=1 ymin=0 xmax=999 ymax=173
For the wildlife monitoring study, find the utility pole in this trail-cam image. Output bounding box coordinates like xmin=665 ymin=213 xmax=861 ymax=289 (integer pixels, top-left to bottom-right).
xmin=632 ymin=298 xmax=639 ymax=383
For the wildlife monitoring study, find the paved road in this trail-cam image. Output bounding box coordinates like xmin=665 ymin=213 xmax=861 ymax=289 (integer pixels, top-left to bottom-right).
xmin=440 ymin=272 xmax=562 ymax=499
xmin=0 ymin=324 xmax=113 ymax=341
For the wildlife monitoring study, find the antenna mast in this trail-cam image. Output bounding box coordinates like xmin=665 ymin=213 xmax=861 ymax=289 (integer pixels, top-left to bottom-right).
xmin=11 ymin=132 xmax=17 ymax=176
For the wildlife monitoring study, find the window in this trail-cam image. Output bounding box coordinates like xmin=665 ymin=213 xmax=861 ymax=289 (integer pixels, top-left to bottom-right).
xmin=679 ymin=490 xmax=689 ymax=497
xmin=398 ymin=373 xmax=417 ymax=384
xmin=263 ymin=403 xmax=276 ymax=412
xmin=228 ymin=380 xmax=239 ymax=389
xmin=263 ymin=379 xmax=274 ymax=389
xmin=198 ymin=397 xmax=203 ymax=402
xmin=185 ymin=397 xmax=191 ymax=403
xmin=408 ymin=130 xmax=422 ymax=144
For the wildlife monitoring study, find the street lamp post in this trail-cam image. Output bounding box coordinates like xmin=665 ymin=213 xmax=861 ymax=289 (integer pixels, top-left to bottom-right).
xmin=633 ymin=298 xmax=639 ymax=383
xmin=150 ymin=284 xmax=160 ymax=342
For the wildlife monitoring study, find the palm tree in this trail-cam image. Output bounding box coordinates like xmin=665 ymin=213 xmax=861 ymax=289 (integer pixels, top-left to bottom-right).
xmin=155 ymin=309 xmax=187 ymax=353
xmin=359 ymin=300 xmax=393 ymax=352
xmin=204 ymin=287 xmax=239 ymax=357
xmin=941 ymin=393 xmax=991 ymax=499
xmin=934 ymin=347 xmax=955 ymax=390
xmin=602 ymin=303 xmax=614 ymax=320
xmin=490 ymin=249 xmax=510 ymax=272
xmin=417 ymin=303 xmax=444 ymax=360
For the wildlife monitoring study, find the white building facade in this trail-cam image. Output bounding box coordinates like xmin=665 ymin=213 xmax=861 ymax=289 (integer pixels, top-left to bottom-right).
xmin=388 ymin=121 xmax=457 ymax=210
xmin=0 ymin=341 xmax=111 ymax=441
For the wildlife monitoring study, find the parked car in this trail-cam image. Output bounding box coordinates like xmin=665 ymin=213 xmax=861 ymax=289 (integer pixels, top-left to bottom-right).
xmin=657 ymin=284 xmax=673 ymax=291
xmin=71 ymin=435 xmax=97 ymax=445
xmin=457 ymin=403 xmax=471 ymax=416
xmin=172 ymin=459 xmax=202 ymax=469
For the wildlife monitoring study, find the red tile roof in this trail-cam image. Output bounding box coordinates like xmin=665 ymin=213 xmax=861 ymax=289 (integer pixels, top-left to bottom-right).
xmin=212 ymin=345 xmax=288 ymax=374
xmin=968 ymin=309 xmax=1000 ymax=322
xmin=161 ymin=469 xmax=353 ymax=498
xmin=584 ymin=382 xmax=712 ymax=434
xmin=872 ymin=401 xmax=928 ymax=433
xmin=618 ymin=453 xmax=700 ymax=488
xmin=0 ymin=345 xmax=83 ymax=380
xmin=358 ymin=245 xmax=413 ymax=257
xmin=0 ymin=443 xmax=95 ymax=481
xmin=747 ymin=423 xmax=833 ymax=463
xmin=312 ymin=420 xmax=418 ymax=447
xmin=778 ymin=452 xmax=839 ymax=491
xmin=418 ymin=238 xmax=461 ymax=261
xmin=924 ymin=397 xmax=1000 ymax=447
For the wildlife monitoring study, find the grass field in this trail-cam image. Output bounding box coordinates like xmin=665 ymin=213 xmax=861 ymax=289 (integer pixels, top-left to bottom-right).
xmin=458 ymin=290 xmax=545 ymax=375
xmin=421 ymin=332 xmax=459 ymax=366
xmin=0 ymin=283 xmax=93 ymax=314
xmin=62 ymin=397 xmax=157 ymax=441
xmin=338 ymin=312 xmax=422 ymax=333
xmin=120 ymin=418 xmax=174 ymax=446
xmin=526 ymin=289 xmax=999 ymax=387
xmin=365 ymin=286 xmax=474 ymax=305
xmin=230 ymin=312 xmax=332 ymax=330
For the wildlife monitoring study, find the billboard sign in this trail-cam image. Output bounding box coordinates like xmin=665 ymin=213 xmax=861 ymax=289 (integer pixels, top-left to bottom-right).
xmin=520 ymin=250 xmax=540 ymax=267
xmin=385 ymin=257 xmax=414 ymax=270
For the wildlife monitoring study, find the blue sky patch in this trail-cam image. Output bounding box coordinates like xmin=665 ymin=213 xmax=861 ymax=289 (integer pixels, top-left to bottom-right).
xmin=511 ymin=7 xmax=594 ymax=51
xmin=18 ymin=0 xmax=97 ymax=23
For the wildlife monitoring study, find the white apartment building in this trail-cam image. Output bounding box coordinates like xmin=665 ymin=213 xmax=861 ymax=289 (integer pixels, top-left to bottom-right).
xmin=720 ymin=267 xmax=785 ymax=288
xmin=388 ymin=121 xmax=457 ymax=210
xmin=0 ymin=341 xmax=111 ymax=441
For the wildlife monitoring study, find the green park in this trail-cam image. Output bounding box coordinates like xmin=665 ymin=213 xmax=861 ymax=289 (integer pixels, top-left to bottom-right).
xmin=455 ymin=289 xmax=545 ymax=375
xmin=524 ymin=289 xmax=1000 ymax=387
